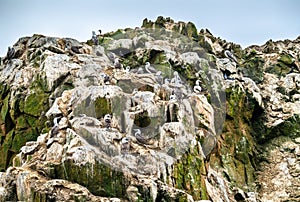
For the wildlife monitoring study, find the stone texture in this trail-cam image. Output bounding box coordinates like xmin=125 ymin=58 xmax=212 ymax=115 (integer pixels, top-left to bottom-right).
xmin=0 ymin=16 xmax=299 ymax=201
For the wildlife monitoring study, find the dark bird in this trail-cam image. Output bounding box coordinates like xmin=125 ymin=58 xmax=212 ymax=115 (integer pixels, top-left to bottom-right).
xmin=100 ymin=73 xmax=110 ymax=84
xmin=6 ymin=46 xmax=15 ymax=60
xmin=224 ymin=50 xmax=238 ymax=64
xmin=104 ymin=114 xmax=112 ymax=130
xmin=288 ymin=61 xmax=300 ymax=73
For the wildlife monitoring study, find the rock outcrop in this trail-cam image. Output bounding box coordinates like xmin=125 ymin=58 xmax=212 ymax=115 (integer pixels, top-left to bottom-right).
xmin=0 ymin=16 xmax=299 ymax=201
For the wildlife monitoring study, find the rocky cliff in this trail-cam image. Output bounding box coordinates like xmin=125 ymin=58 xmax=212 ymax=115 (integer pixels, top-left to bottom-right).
xmin=0 ymin=16 xmax=299 ymax=202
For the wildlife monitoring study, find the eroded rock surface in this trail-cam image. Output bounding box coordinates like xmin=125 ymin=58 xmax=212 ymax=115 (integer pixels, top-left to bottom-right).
xmin=0 ymin=16 xmax=299 ymax=201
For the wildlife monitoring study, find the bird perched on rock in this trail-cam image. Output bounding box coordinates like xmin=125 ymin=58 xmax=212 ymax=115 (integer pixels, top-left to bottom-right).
xmin=133 ymin=129 xmax=147 ymax=144
xmin=114 ymin=58 xmax=122 ymax=69
xmin=145 ymin=62 xmax=158 ymax=74
xmin=104 ymin=114 xmax=112 ymax=130
xmin=50 ymin=116 xmax=61 ymax=137
xmin=6 ymin=46 xmax=15 ymax=60
xmin=124 ymin=66 xmax=131 ymax=73
xmin=155 ymin=71 xmax=163 ymax=84
xmin=121 ymin=137 xmax=130 ymax=154
xmin=170 ymin=71 xmax=182 ymax=85
xmin=193 ymin=79 xmax=202 ymax=93
xmin=288 ymin=61 xmax=300 ymax=73
xmin=92 ymin=31 xmax=98 ymax=45
xmin=224 ymin=50 xmax=238 ymax=64
xmin=169 ymin=91 xmax=177 ymax=101
xmin=100 ymin=73 xmax=110 ymax=84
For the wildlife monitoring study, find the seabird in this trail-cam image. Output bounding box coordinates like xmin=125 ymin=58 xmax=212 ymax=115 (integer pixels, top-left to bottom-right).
xmin=224 ymin=50 xmax=238 ymax=64
xmin=170 ymin=71 xmax=182 ymax=85
xmin=92 ymin=31 xmax=98 ymax=45
xmin=288 ymin=61 xmax=300 ymax=73
xmin=155 ymin=71 xmax=163 ymax=84
xmin=193 ymin=80 xmax=202 ymax=93
xmin=124 ymin=66 xmax=130 ymax=73
xmin=114 ymin=58 xmax=122 ymax=69
xmin=104 ymin=114 xmax=112 ymax=130
xmin=6 ymin=46 xmax=15 ymax=60
xmin=133 ymin=129 xmax=147 ymax=144
xmin=121 ymin=137 xmax=130 ymax=153
xmin=130 ymin=67 xmax=144 ymax=74
xmin=100 ymin=73 xmax=110 ymax=84
xmin=145 ymin=62 xmax=157 ymax=74
xmin=50 ymin=116 xmax=61 ymax=137
xmin=169 ymin=91 xmax=177 ymax=101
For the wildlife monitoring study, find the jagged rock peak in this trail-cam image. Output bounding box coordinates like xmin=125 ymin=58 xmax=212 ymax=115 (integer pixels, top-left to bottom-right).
xmin=142 ymin=16 xmax=198 ymax=39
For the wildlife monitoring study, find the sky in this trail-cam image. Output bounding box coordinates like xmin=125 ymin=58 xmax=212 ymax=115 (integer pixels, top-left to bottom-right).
xmin=0 ymin=0 xmax=299 ymax=56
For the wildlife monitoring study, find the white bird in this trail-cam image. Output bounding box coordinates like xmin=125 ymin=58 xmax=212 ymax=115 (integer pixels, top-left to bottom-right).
xmin=224 ymin=50 xmax=238 ymax=64
xmin=169 ymin=93 xmax=177 ymax=101
xmin=104 ymin=114 xmax=112 ymax=130
xmin=164 ymin=78 xmax=170 ymax=84
xmin=133 ymin=129 xmax=147 ymax=144
xmin=170 ymin=71 xmax=182 ymax=85
xmin=50 ymin=117 xmax=61 ymax=137
xmin=130 ymin=67 xmax=144 ymax=74
xmin=124 ymin=66 xmax=130 ymax=73
xmin=114 ymin=58 xmax=122 ymax=69
xmin=121 ymin=137 xmax=130 ymax=153
xmin=193 ymin=80 xmax=202 ymax=93
xmin=145 ymin=62 xmax=157 ymax=74
xmin=155 ymin=71 xmax=163 ymax=84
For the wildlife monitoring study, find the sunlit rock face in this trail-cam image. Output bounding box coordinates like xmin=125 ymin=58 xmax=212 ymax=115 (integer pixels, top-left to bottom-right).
xmin=0 ymin=16 xmax=299 ymax=201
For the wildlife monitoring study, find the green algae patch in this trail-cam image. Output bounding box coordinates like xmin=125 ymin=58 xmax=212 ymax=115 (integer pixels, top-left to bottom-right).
xmin=24 ymin=93 xmax=49 ymax=117
xmin=173 ymin=146 xmax=208 ymax=200
xmin=48 ymin=160 xmax=129 ymax=199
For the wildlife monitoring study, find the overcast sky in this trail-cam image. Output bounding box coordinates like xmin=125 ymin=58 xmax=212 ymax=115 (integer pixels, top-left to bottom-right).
xmin=0 ymin=0 xmax=299 ymax=56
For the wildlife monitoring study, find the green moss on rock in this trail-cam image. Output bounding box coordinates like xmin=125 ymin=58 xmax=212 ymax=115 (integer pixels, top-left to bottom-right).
xmin=11 ymin=128 xmax=38 ymax=152
xmin=94 ymin=97 xmax=112 ymax=119
xmin=173 ymin=146 xmax=208 ymax=200
xmin=241 ymin=54 xmax=265 ymax=83
xmin=48 ymin=160 xmax=128 ymax=198
xmin=278 ymin=54 xmax=293 ymax=65
xmin=24 ymin=93 xmax=49 ymax=117
xmin=0 ymin=129 xmax=14 ymax=170
xmin=210 ymin=87 xmax=258 ymax=190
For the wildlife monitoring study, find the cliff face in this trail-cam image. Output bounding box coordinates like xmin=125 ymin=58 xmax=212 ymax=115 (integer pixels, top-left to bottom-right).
xmin=0 ymin=17 xmax=299 ymax=202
